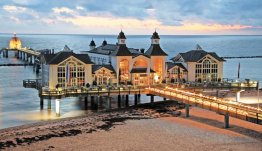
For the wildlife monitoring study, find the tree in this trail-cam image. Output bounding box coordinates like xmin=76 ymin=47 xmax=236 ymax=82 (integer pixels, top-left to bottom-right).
xmin=86 ymin=83 xmax=90 ymax=88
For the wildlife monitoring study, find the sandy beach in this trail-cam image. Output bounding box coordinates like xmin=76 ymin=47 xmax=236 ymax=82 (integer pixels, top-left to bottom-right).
xmin=0 ymin=102 xmax=261 ymax=151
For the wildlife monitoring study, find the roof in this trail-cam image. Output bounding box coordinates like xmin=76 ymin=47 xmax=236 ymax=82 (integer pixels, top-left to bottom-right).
xmin=89 ymin=40 xmax=96 ymax=46
xmin=92 ymin=64 xmax=116 ymax=74
xmin=166 ymin=62 xmax=187 ymax=71
xmin=151 ymin=31 xmax=160 ymax=39
xmin=171 ymin=45 xmax=225 ymax=62
xmin=130 ymin=68 xmax=155 ymax=73
xmin=111 ymin=44 xmax=132 ymax=56
xmin=88 ymin=43 xmax=140 ymax=56
xmin=43 ymin=50 xmax=93 ymax=65
xmin=117 ymin=30 xmax=126 ymax=39
xmin=145 ymin=44 xmax=168 ymax=56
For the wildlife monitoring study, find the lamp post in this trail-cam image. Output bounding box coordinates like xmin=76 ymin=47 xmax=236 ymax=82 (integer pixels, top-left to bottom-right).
xmin=258 ymin=81 xmax=260 ymax=110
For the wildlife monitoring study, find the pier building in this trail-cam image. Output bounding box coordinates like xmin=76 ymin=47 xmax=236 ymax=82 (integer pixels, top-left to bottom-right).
xmin=171 ymin=45 xmax=225 ymax=82
xmin=82 ymin=30 xmax=167 ymax=86
xmin=9 ymin=33 xmax=22 ymax=49
xmin=41 ymin=45 xmax=93 ymax=89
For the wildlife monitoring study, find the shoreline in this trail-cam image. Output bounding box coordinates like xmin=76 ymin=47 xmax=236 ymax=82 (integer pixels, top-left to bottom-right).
xmin=0 ymin=101 xmax=261 ymax=150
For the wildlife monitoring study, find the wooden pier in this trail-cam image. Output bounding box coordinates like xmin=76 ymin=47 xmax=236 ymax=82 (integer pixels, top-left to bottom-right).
xmin=23 ymin=79 xmax=262 ymax=125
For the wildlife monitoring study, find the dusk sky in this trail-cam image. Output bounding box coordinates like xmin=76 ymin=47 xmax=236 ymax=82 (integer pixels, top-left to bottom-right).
xmin=1 ymin=0 xmax=262 ymax=35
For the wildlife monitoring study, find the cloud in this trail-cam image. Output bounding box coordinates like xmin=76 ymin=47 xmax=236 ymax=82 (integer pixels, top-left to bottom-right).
xmin=0 ymin=0 xmax=261 ymax=34
xmin=3 ymin=5 xmax=27 ymax=13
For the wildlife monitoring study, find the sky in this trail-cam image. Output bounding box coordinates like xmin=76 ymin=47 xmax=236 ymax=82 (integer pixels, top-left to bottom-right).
xmin=0 ymin=0 xmax=262 ymax=35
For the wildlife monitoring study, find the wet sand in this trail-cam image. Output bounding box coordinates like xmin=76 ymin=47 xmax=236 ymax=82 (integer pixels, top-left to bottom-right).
xmin=0 ymin=102 xmax=261 ymax=151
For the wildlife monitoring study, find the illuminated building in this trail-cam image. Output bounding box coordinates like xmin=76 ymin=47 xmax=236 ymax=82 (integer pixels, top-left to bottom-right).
xmin=9 ymin=33 xmax=22 ymax=49
xmin=171 ymin=45 xmax=225 ymax=82
xmin=82 ymin=30 xmax=168 ymax=86
xmin=41 ymin=45 xmax=93 ymax=89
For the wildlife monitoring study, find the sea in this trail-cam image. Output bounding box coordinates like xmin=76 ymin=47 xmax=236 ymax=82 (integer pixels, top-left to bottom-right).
xmin=0 ymin=34 xmax=261 ymax=129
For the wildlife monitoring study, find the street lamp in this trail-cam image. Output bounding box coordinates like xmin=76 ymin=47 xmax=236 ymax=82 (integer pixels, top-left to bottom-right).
xmin=257 ymin=81 xmax=260 ymax=110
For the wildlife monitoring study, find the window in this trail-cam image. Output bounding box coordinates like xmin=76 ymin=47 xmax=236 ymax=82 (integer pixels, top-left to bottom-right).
xmin=195 ymin=57 xmax=218 ymax=82
xmin=57 ymin=58 xmax=85 ymax=88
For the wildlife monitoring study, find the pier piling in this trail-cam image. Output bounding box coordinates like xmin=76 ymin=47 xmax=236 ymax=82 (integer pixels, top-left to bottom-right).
xmin=224 ymin=113 xmax=230 ymax=128
xmin=84 ymin=96 xmax=88 ymax=110
xmin=150 ymin=95 xmax=154 ymax=103
xmin=40 ymin=97 xmax=44 ymax=110
xmin=185 ymin=104 xmax=190 ymax=117
xmin=48 ymin=99 xmax=51 ymax=110
xmin=125 ymin=95 xmax=129 ymax=107
xmin=118 ymin=95 xmax=121 ymax=108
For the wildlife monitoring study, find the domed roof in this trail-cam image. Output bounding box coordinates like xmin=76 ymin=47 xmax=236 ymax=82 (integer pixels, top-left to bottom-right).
xmin=117 ymin=30 xmax=126 ymax=39
xmin=151 ymin=31 xmax=160 ymax=39
xmin=102 ymin=39 xmax=107 ymax=46
xmin=9 ymin=33 xmax=22 ymax=49
xmin=89 ymin=39 xmax=96 ymax=46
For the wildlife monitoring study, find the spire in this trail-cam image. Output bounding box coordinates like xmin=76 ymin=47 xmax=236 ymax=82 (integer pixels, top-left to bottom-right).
xmin=117 ymin=30 xmax=126 ymax=45
xmin=89 ymin=39 xmax=96 ymax=46
xmin=89 ymin=39 xmax=96 ymax=50
xmin=151 ymin=30 xmax=160 ymax=44
xmin=196 ymin=44 xmax=203 ymax=50
xmin=102 ymin=39 xmax=107 ymax=46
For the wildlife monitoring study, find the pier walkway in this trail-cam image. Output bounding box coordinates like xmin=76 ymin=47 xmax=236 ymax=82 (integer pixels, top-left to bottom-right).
xmin=23 ymin=79 xmax=262 ymax=125
xmin=148 ymin=85 xmax=262 ymax=124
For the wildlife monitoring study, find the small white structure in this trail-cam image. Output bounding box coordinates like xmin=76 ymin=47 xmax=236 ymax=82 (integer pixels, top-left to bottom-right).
xmin=171 ymin=44 xmax=225 ymax=82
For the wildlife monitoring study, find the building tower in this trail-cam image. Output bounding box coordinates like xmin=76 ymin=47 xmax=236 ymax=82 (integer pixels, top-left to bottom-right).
xmin=145 ymin=30 xmax=168 ymax=83
xmin=89 ymin=39 xmax=96 ymax=50
xmin=9 ymin=33 xmax=22 ymax=49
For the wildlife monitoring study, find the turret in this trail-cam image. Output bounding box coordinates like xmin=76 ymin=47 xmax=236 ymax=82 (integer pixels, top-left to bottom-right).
xmin=102 ymin=39 xmax=107 ymax=46
xmin=151 ymin=30 xmax=160 ymax=45
xmin=117 ymin=30 xmax=126 ymax=45
xmin=89 ymin=39 xmax=96 ymax=50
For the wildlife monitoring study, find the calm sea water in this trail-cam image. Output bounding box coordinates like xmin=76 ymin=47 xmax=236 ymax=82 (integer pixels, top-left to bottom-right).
xmin=0 ymin=34 xmax=261 ymax=129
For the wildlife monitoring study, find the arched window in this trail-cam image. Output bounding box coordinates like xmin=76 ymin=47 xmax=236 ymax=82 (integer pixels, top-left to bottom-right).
xmin=195 ymin=57 xmax=218 ymax=82
xmin=119 ymin=59 xmax=129 ymax=83
xmin=133 ymin=59 xmax=147 ymax=67
xmin=57 ymin=58 xmax=85 ymax=88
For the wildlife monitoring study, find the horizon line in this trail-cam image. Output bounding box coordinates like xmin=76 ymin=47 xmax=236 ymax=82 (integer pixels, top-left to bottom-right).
xmin=1 ymin=32 xmax=262 ymax=36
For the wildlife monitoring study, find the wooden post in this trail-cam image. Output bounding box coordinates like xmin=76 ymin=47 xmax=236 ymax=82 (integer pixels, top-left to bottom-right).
xmin=91 ymin=96 xmax=95 ymax=109
xmin=150 ymin=95 xmax=154 ymax=103
xmin=48 ymin=99 xmax=51 ymax=110
xmin=125 ymin=95 xmax=129 ymax=107
xmin=118 ymin=95 xmax=121 ymax=108
xmin=163 ymin=97 xmax=167 ymax=101
xmin=134 ymin=94 xmax=138 ymax=105
xmin=224 ymin=112 xmax=229 ymax=128
xmin=84 ymin=96 xmax=88 ymax=110
xmin=185 ymin=104 xmax=189 ymax=117
xmin=5 ymin=50 xmax=8 ymax=58
xmin=40 ymin=97 xmax=44 ymax=110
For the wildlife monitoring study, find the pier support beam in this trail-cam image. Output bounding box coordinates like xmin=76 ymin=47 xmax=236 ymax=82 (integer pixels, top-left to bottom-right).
xmin=125 ymin=95 xmax=129 ymax=107
xmin=91 ymin=96 xmax=96 ymax=109
xmin=5 ymin=50 xmax=8 ymax=58
xmin=56 ymin=99 xmax=61 ymax=117
xmin=118 ymin=95 xmax=121 ymax=108
xmin=224 ymin=113 xmax=229 ymax=128
xmin=164 ymin=97 xmax=167 ymax=101
xmin=84 ymin=96 xmax=88 ymax=110
xmin=107 ymin=97 xmax=111 ymax=109
xmin=150 ymin=95 xmax=154 ymax=103
xmin=40 ymin=97 xmax=44 ymax=110
xmin=134 ymin=94 xmax=138 ymax=105
xmin=48 ymin=99 xmax=51 ymax=110
xmin=185 ymin=104 xmax=190 ymax=117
